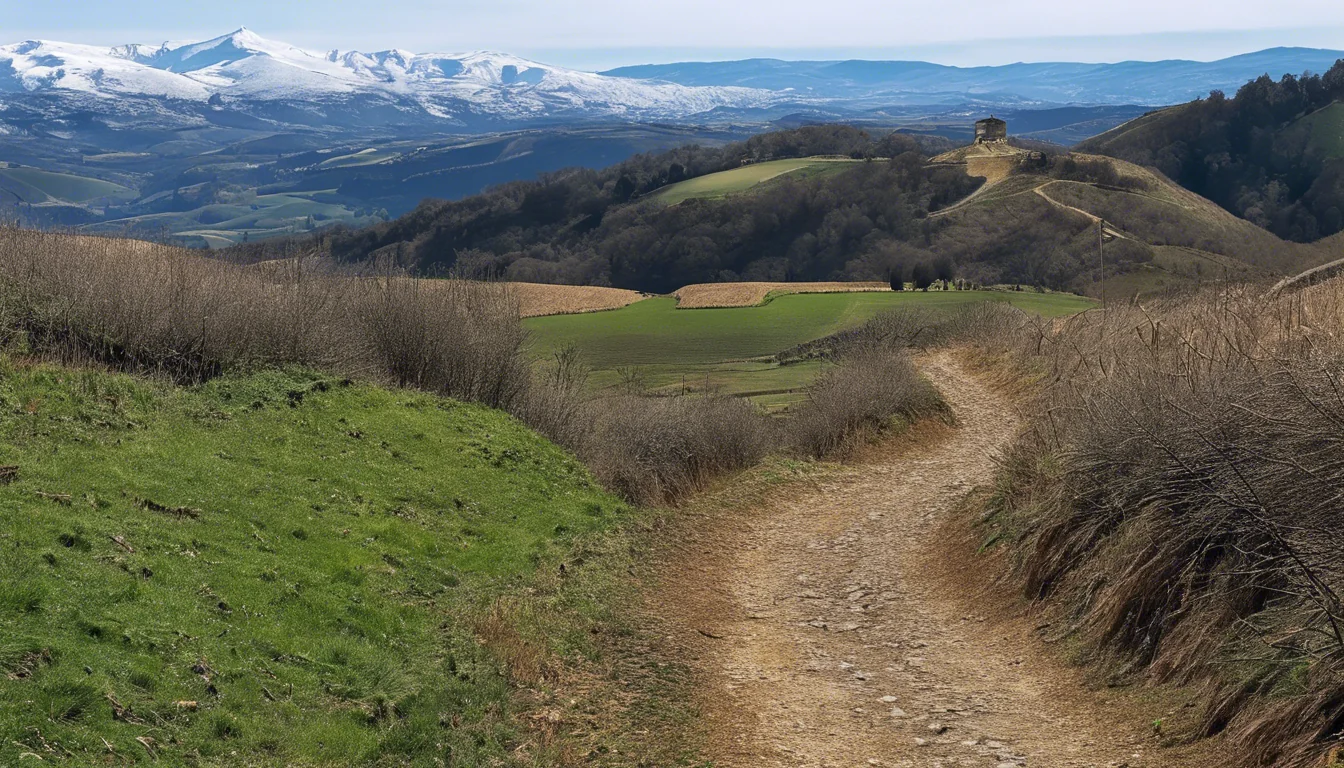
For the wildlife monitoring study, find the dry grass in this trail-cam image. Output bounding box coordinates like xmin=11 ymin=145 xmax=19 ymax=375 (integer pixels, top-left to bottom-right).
xmin=673 ymin=281 xmax=889 ymax=309
xmin=0 ymin=227 xmax=529 ymax=410
xmin=506 ymin=282 xmax=646 ymax=318
xmin=975 ymin=281 xmax=1344 ymax=767
xmin=785 ymin=348 xmax=945 ymax=459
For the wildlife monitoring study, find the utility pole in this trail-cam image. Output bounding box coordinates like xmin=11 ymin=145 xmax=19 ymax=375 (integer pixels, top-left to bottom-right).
xmin=1098 ymin=218 xmax=1106 ymax=307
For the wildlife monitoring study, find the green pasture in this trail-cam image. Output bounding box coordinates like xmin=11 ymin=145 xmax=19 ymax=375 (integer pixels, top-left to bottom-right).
xmin=526 ymin=290 xmax=1095 ymax=410
xmin=652 ymin=157 xmax=863 ymax=205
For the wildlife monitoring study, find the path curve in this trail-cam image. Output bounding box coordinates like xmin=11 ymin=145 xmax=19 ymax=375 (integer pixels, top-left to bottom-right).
xmin=656 ymin=352 xmax=1206 ymax=768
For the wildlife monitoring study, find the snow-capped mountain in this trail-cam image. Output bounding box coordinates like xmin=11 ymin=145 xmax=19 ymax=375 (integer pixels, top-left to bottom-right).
xmin=0 ymin=28 xmax=775 ymax=124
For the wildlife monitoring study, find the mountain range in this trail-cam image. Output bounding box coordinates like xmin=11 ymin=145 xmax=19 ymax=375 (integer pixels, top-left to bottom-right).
xmin=603 ymin=47 xmax=1344 ymax=106
xmin=1 ymin=29 xmax=1341 ymax=134
xmin=0 ymin=28 xmax=769 ymax=127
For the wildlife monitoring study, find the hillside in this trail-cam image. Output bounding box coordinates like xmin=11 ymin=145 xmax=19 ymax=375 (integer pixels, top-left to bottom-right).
xmin=651 ymin=157 xmax=862 ymax=205
xmin=0 ymin=362 xmax=631 ymax=765
xmin=1080 ymin=59 xmax=1344 ymax=243
xmin=269 ymin=125 xmax=1331 ymax=297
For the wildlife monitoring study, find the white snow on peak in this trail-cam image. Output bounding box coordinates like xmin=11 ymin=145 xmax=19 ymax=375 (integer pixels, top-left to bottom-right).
xmin=0 ymin=29 xmax=775 ymax=119
xmin=0 ymin=39 xmax=213 ymax=99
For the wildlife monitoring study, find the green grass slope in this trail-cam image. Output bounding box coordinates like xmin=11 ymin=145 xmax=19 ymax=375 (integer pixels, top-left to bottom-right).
xmin=0 ymin=167 xmax=135 ymax=205
xmin=1286 ymin=101 xmax=1344 ymax=160
xmin=651 ymin=157 xmax=861 ymax=204
xmin=0 ymin=363 xmax=625 ymax=765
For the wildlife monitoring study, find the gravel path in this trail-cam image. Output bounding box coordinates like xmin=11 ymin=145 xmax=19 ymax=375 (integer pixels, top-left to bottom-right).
xmin=654 ymin=352 xmax=1211 ymax=768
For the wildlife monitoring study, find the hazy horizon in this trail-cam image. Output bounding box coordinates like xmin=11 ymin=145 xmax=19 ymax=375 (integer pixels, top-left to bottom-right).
xmin=6 ymin=0 xmax=1344 ymax=71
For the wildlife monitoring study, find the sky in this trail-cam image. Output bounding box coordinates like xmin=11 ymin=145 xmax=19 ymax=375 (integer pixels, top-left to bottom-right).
xmin=5 ymin=0 xmax=1344 ymax=70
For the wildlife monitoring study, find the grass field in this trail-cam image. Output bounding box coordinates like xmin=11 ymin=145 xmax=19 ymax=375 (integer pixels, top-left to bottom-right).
xmin=318 ymin=148 xmax=402 ymax=169
xmin=0 ymin=168 xmax=136 ymax=205
xmin=0 ymin=363 xmax=627 ymax=765
xmin=652 ymin=157 xmax=862 ymax=205
xmin=526 ymin=291 xmax=1095 ymax=410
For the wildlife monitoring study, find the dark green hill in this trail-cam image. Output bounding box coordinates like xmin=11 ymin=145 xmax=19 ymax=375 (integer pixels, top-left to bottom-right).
xmin=1079 ymin=60 xmax=1344 ymax=243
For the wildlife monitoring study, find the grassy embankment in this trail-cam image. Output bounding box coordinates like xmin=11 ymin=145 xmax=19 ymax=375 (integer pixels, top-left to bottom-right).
xmin=0 ymin=363 xmax=651 ymax=766
xmin=650 ymin=157 xmax=862 ymax=205
xmin=526 ymin=291 xmax=1095 ymax=412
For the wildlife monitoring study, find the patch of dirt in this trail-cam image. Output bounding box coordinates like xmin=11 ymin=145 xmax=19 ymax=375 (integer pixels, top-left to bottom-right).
xmin=673 ymin=282 xmax=890 ymax=309
xmin=652 ymin=351 xmax=1219 ymax=767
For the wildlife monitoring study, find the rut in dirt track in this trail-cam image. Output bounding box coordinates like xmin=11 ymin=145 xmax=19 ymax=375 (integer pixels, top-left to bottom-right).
xmin=659 ymin=352 xmax=1203 ymax=768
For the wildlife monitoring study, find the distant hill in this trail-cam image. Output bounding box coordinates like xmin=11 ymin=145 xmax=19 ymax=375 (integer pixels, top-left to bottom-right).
xmin=1080 ymin=59 xmax=1344 ymax=243
xmin=240 ymin=125 xmax=1330 ymax=297
xmin=603 ymin=48 xmax=1344 ymax=107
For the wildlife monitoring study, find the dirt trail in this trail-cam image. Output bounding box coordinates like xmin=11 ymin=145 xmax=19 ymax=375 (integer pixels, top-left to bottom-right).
xmin=658 ymin=353 xmax=1207 ymax=768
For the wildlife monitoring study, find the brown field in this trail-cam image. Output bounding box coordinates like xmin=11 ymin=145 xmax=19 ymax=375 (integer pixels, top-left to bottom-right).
xmin=673 ymin=281 xmax=890 ymax=309
xmin=508 ymin=282 xmax=646 ymax=317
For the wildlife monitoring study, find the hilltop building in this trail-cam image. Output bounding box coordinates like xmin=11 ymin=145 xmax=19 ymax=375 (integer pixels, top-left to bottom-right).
xmin=975 ymin=116 xmax=1007 ymax=144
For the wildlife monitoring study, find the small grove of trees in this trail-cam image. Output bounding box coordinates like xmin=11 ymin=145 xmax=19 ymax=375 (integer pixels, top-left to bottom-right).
xmin=892 ymin=256 xmax=958 ymax=291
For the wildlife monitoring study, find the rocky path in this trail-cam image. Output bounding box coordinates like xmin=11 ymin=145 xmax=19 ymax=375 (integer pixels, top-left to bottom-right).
xmin=656 ymin=352 xmax=1206 ymax=768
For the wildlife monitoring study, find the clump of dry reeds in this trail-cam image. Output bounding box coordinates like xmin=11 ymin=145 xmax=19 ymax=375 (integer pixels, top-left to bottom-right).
xmin=979 ymin=282 xmax=1344 ymax=767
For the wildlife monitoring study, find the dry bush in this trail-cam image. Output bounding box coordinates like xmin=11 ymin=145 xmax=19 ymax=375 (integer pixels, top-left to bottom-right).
xmin=0 ymin=228 xmax=528 ymax=412
xmin=786 ymin=348 xmax=944 ymax=459
xmin=0 ymin=229 xmax=371 ymax=379
xmin=511 ymin=344 xmax=594 ymax=451
xmin=577 ymin=394 xmax=772 ymax=505
xmin=979 ymin=284 xmax=1344 ymax=767
xmin=359 ymin=277 xmax=529 ymax=409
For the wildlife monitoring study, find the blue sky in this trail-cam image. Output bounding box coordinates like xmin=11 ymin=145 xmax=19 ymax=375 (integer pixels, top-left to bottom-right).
xmin=7 ymin=0 xmax=1344 ymax=70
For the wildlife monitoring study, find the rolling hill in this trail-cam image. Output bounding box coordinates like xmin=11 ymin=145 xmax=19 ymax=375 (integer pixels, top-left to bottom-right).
xmin=252 ymin=125 xmax=1334 ymax=297
xmin=3 ymin=30 xmax=1339 ymax=250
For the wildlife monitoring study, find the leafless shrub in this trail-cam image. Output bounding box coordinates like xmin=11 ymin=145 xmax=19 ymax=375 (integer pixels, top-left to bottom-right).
xmin=578 ymin=394 xmax=772 ymax=505
xmin=787 ymin=348 xmax=945 ymax=459
xmin=358 ymin=276 xmax=529 ymax=409
xmin=979 ymin=283 xmax=1344 ymax=766
xmin=0 ymin=227 xmax=530 ymax=412
xmin=512 ymin=344 xmax=593 ymax=450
